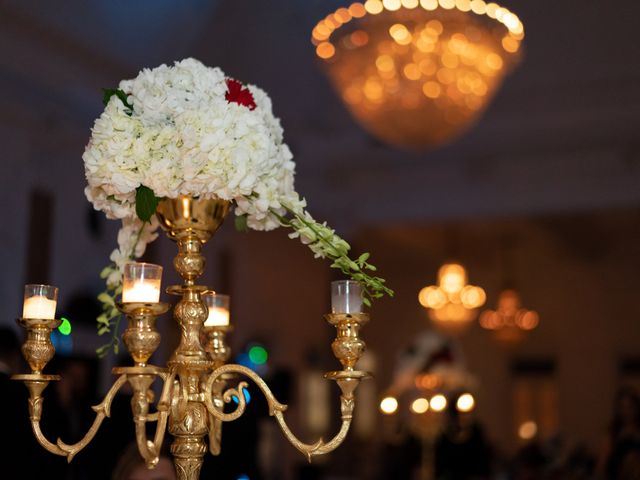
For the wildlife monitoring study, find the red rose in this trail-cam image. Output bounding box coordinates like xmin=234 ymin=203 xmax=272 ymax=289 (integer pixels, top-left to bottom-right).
xmin=225 ymin=79 xmax=256 ymax=110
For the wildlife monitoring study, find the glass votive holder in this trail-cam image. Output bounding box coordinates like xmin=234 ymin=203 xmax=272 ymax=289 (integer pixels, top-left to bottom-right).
xmin=331 ymin=280 xmax=363 ymax=314
xmin=203 ymin=292 xmax=230 ymax=327
xmin=23 ymin=284 xmax=58 ymax=319
xmin=122 ymin=262 xmax=162 ymax=303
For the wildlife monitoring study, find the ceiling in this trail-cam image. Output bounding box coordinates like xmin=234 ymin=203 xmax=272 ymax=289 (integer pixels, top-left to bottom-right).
xmin=1 ymin=0 xmax=640 ymax=231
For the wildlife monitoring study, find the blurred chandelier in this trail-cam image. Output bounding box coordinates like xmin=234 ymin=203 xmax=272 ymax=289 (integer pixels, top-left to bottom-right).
xmin=479 ymin=289 xmax=539 ymax=344
xmin=418 ymin=263 xmax=485 ymax=334
xmin=311 ymin=0 xmax=524 ymax=149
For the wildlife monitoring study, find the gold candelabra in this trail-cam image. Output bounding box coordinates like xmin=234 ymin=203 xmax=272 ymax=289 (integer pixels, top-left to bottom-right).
xmin=12 ymin=196 xmax=371 ymax=480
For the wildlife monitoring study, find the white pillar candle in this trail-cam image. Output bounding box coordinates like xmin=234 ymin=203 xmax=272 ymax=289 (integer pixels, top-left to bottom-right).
xmin=122 ymin=262 xmax=163 ymax=303
xmin=331 ymin=280 xmax=363 ymax=314
xmin=203 ymin=292 xmax=230 ymax=327
xmin=23 ymin=295 xmax=57 ymax=319
xmin=205 ymin=306 xmax=230 ymax=327
xmin=122 ymin=281 xmax=161 ymax=303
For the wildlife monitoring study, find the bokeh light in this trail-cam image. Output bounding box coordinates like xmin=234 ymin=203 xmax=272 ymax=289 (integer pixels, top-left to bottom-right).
xmin=518 ymin=420 xmax=537 ymax=440
xmin=456 ymin=393 xmax=475 ymax=412
xmin=248 ymin=345 xmax=268 ymax=365
xmin=430 ymin=394 xmax=447 ymax=412
xmin=380 ymin=396 xmax=399 ymax=414
xmin=411 ymin=397 xmax=430 ymax=414
xmin=419 ymin=263 xmax=485 ymax=334
xmin=58 ymin=317 xmax=72 ymax=336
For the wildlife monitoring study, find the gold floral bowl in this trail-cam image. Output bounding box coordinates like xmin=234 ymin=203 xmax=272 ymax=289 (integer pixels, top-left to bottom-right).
xmin=156 ymin=196 xmax=231 ymax=242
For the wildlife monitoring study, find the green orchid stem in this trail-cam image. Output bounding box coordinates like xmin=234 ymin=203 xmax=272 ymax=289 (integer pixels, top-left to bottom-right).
xmin=270 ymin=205 xmax=393 ymax=306
xmin=96 ymin=221 xmax=147 ymax=356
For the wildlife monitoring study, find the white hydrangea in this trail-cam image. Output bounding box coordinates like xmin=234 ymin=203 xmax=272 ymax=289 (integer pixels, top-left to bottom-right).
xmin=83 ymin=58 xmax=303 ymax=265
xmin=87 ymin=59 xmax=393 ymax=356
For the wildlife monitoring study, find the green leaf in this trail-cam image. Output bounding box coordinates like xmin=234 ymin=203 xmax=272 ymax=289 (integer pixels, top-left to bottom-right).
xmin=358 ymin=252 xmax=370 ymax=264
xmin=135 ymin=186 xmax=159 ymax=222
xmin=102 ymin=88 xmax=133 ymax=115
xmin=100 ymin=266 xmax=113 ymax=279
xmin=97 ymin=292 xmax=115 ymax=306
xmin=96 ymin=344 xmax=110 ymax=358
xmin=235 ymin=214 xmax=249 ymax=232
xmin=362 ymin=297 xmax=372 ymax=307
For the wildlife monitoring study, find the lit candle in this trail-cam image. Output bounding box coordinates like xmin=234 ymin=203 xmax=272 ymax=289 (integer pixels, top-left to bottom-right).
xmin=331 ymin=280 xmax=363 ymax=314
xmin=122 ymin=263 xmax=162 ymax=303
xmin=23 ymin=284 xmax=58 ymax=319
xmin=205 ymin=306 xmax=230 ymax=327
xmin=203 ymin=293 xmax=230 ymax=327
xmin=122 ymin=281 xmax=161 ymax=303
xmin=23 ymin=296 xmax=57 ymax=319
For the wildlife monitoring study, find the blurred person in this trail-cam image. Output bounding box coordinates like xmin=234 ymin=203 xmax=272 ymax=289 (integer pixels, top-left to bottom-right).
xmin=510 ymin=442 xmax=547 ymax=480
xmin=434 ymin=394 xmax=492 ymax=480
xmin=597 ymin=386 xmax=640 ymax=479
xmin=563 ymin=444 xmax=596 ymax=480
xmin=112 ymin=441 xmax=176 ymax=480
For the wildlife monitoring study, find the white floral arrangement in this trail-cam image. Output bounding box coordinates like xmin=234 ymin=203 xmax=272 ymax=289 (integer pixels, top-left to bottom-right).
xmin=83 ymin=58 xmax=392 ymax=355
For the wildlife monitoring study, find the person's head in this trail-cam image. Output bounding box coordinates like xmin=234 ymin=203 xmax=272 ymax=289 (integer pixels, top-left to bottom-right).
xmin=112 ymin=442 xmax=176 ymax=480
xmin=612 ymin=386 xmax=640 ymax=433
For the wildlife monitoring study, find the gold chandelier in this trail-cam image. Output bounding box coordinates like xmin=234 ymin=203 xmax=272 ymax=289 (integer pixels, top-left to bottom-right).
xmin=312 ymin=0 xmax=524 ymax=149
xmin=479 ymin=289 xmax=539 ymax=343
xmin=418 ymin=263 xmax=485 ymax=334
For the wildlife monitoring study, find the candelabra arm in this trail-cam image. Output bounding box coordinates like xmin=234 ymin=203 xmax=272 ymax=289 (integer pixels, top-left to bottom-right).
xmin=16 ymin=374 xmax=128 ymax=462
xmin=204 ymin=364 xmax=363 ymax=462
xmin=207 ymin=377 xmax=226 ymax=456
xmin=128 ymin=370 xmax=174 ymax=468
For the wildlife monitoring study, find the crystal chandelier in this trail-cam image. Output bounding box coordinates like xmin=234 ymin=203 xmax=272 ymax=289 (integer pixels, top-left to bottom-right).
xmin=312 ymin=0 xmax=524 ymax=149
xmin=418 ymin=263 xmax=486 ymax=334
xmin=11 ymin=197 xmax=372 ymax=480
xmin=479 ymin=289 xmax=539 ymax=343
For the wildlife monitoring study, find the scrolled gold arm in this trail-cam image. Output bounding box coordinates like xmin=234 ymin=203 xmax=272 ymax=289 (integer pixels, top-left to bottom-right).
xmin=13 ymin=374 xmax=128 ymax=462
xmin=203 ymin=364 xmax=365 ymax=462
xmin=111 ymin=366 xmax=174 ymax=468
xmin=131 ymin=370 xmax=174 ymax=468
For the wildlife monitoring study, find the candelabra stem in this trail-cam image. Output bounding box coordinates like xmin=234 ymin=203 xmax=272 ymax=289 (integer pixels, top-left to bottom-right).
xmin=169 ymin=393 xmax=209 ymax=480
xmin=159 ymin=196 xmax=231 ymax=479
